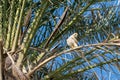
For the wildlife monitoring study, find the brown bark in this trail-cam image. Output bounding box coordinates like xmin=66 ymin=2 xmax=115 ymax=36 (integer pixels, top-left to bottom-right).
xmin=0 ymin=40 xmax=3 ymax=80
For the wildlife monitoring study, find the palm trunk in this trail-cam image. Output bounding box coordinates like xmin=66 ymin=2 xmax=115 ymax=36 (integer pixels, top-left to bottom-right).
xmin=0 ymin=41 xmax=3 ymax=80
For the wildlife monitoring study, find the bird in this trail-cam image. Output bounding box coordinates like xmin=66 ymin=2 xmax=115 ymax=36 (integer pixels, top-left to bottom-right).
xmin=66 ymin=33 xmax=95 ymax=70
xmin=66 ymin=33 xmax=84 ymax=57
xmin=67 ymin=33 xmax=95 ymax=71
xmin=66 ymin=33 xmax=78 ymax=48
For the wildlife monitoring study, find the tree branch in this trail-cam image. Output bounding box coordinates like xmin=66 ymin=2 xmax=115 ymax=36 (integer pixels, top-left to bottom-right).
xmin=27 ymin=42 xmax=120 ymax=77
xmin=44 ymin=6 xmax=68 ymax=48
xmin=55 ymin=58 xmax=120 ymax=80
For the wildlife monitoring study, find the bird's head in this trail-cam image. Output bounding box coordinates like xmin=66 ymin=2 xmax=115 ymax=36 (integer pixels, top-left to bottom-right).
xmin=73 ymin=33 xmax=78 ymax=38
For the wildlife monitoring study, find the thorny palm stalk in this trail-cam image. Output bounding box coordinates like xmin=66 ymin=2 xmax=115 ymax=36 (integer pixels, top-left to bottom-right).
xmin=5 ymin=0 xmax=15 ymax=50
xmin=16 ymin=1 xmax=49 ymax=68
xmin=10 ymin=0 xmax=26 ymax=71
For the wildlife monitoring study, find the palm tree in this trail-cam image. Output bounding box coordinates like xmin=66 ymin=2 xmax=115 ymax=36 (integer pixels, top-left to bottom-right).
xmin=0 ymin=0 xmax=120 ymax=80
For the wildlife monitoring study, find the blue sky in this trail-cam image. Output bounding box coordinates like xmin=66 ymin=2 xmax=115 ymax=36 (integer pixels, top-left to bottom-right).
xmin=32 ymin=0 xmax=120 ymax=79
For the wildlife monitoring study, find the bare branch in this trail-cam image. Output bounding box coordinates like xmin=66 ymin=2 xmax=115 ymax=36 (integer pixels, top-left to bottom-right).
xmin=27 ymin=42 xmax=120 ymax=76
xmin=44 ymin=7 xmax=68 ymax=48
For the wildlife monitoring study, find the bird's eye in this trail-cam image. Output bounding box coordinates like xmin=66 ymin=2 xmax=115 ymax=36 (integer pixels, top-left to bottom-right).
xmin=75 ymin=33 xmax=78 ymax=36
